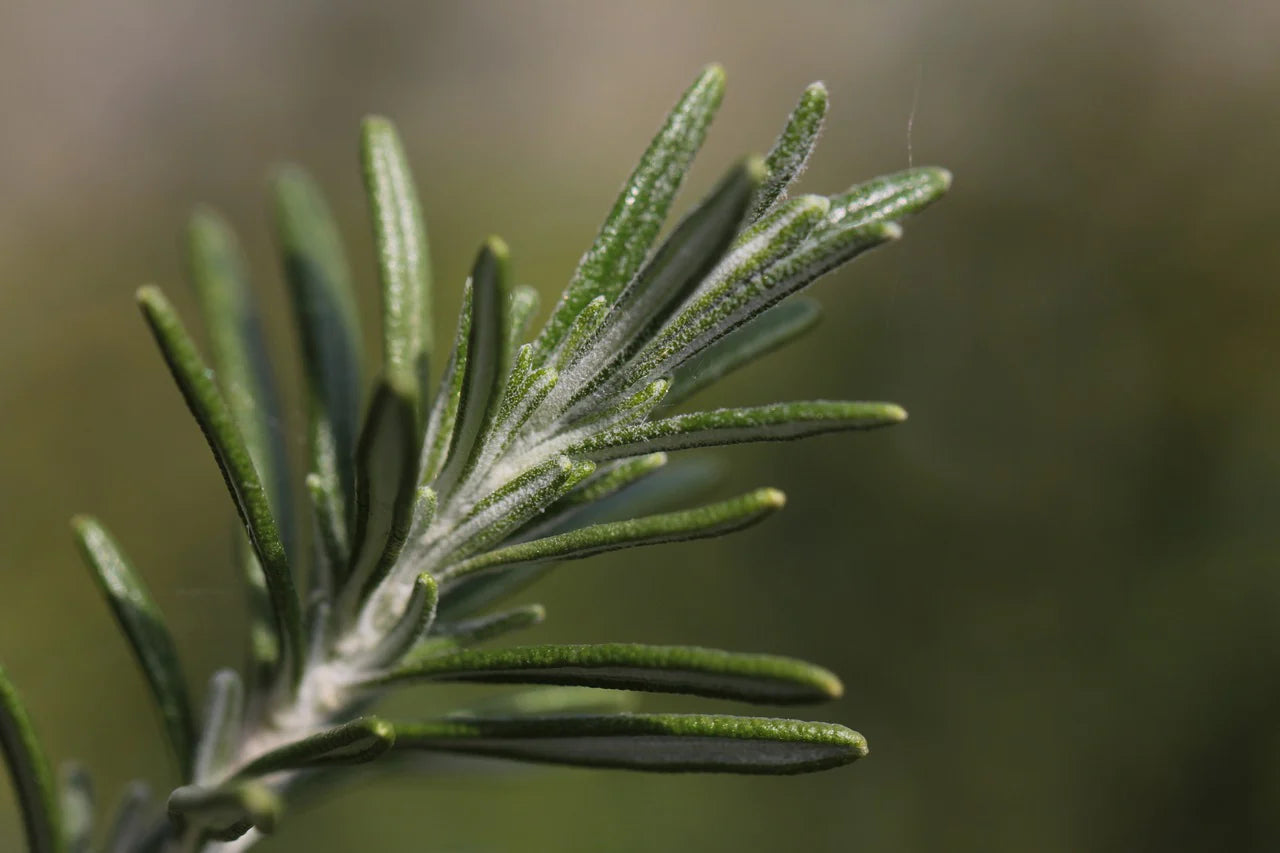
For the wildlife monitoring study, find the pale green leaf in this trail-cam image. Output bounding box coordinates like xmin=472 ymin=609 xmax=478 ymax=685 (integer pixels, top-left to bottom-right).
xmin=232 ymin=717 xmax=395 ymax=778
xmin=752 ymin=82 xmax=828 ymax=219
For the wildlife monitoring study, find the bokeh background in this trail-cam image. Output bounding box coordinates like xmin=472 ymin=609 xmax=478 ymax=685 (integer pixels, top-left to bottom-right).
xmin=3 ymin=1 xmax=1279 ymax=850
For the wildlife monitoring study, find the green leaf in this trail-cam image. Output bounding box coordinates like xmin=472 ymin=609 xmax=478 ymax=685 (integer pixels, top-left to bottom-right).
xmin=826 ymin=166 xmax=952 ymax=228
xmin=667 ymin=297 xmax=822 ymax=405
xmin=167 ymin=781 xmax=280 ymax=842
xmin=505 ymin=285 xmax=540 ymax=359
xmin=304 ymin=472 xmax=348 ymax=597
xmin=533 ymin=64 xmax=726 ymax=360
xmin=440 ymin=488 xmax=785 ymax=584
xmin=421 ymin=281 xmax=472 ymax=484
xmin=186 ymin=209 xmax=295 ymax=690
xmin=434 ymin=238 xmax=512 ymax=495
xmin=192 ymin=669 xmax=244 ymax=784
xmin=550 ymin=453 xmax=669 ymax=511
xmin=71 ymin=516 xmax=195 ymax=779
xmin=378 ymin=643 xmax=841 ymax=704
xmin=752 ymin=82 xmax=829 ymax=219
xmin=549 ymin=295 xmax=609 ymax=374
xmin=451 ymin=687 xmax=639 ymax=718
xmin=341 ymin=380 xmax=421 ymax=618
xmin=233 ymin=717 xmax=396 ymax=778
xmin=571 ymin=400 xmax=907 ymax=461
xmin=423 ymin=604 xmax=546 ymax=651
xmin=136 ymin=287 xmax=304 ymax=687
xmin=103 ymin=781 xmax=151 ymax=853
xmin=362 ymin=116 xmax=433 ymax=417
xmin=362 ymin=573 xmax=438 ymax=668
xmin=0 ymin=665 xmax=63 ymax=853
xmin=392 ymin=713 xmax=866 ymax=774
xmin=272 ymin=165 xmax=364 ymax=562
xmin=58 ymin=764 xmax=92 ymax=853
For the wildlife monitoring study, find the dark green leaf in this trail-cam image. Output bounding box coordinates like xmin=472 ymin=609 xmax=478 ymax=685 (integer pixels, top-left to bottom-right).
xmin=0 ymin=665 xmax=63 ymax=853
xmin=434 ymin=238 xmax=511 ymax=496
xmin=362 ymin=116 xmax=432 ymax=418
xmin=571 ymin=400 xmax=907 ymax=461
xmin=440 ymin=488 xmax=784 ymax=584
xmin=392 ymin=713 xmax=866 ymax=774
xmin=272 ymin=165 xmax=364 ymax=562
xmin=136 ymin=287 xmax=303 ymax=687
xmin=71 ymin=516 xmax=195 ymax=779
xmin=232 ymin=717 xmax=395 ymax=778
xmin=378 ymin=643 xmax=841 ymax=704
xmin=533 ymin=64 xmax=726 ymax=360
xmin=342 ymin=379 xmax=421 ymax=616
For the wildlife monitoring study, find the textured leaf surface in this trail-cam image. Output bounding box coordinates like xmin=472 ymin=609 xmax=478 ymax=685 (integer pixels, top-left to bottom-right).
xmin=363 ymin=117 xmax=432 ymax=415
xmin=392 ymin=713 xmax=865 ymax=774
xmin=534 ymin=64 xmax=725 ymax=360
xmin=380 ymin=643 xmax=841 ymax=704
xmin=136 ymin=286 xmax=303 ymax=685
xmin=440 ymin=488 xmax=784 ymax=582
xmin=167 ymin=781 xmax=279 ymax=841
xmin=752 ymin=82 xmax=828 ymax=219
xmin=0 ymin=665 xmax=63 ymax=853
xmin=72 ymin=517 xmax=195 ymax=779
xmin=233 ymin=717 xmax=395 ymax=778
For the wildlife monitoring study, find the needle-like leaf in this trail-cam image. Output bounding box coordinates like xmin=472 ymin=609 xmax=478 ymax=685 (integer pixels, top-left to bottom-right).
xmin=421 ymin=280 xmax=473 ymax=484
xmin=451 ymin=687 xmax=639 ymax=718
xmin=424 ymin=604 xmax=546 ymax=650
xmin=363 ymin=116 xmax=433 ymax=420
xmin=377 ymin=643 xmax=841 ymax=704
xmin=103 ymin=781 xmax=151 ymax=853
xmin=232 ymin=717 xmax=396 ymax=778
xmin=167 ymin=781 xmax=280 ymax=842
xmin=193 ymin=669 xmax=244 ymax=784
xmin=826 ymin=166 xmax=952 ymax=228
xmin=667 ymin=297 xmax=821 ymax=406
xmin=361 ymin=573 xmax=438 ymax=668
xmin=71 ymin=517 xmax=195 ymax=779
xmin=434 ymin=238 xmax=511 ymax=496
xmin=392 ymin=713 xmax=866 ymax=774
xmin=272 ymin=165 xmax=364 ymax=564
xmin=572 ymin=400 xmax=907 ymax=461
xmin=751 ymin=82 xmax=828 ymax=220
xmin=439 ymin=488 xmax=784 ymax=584
xmin=533 ymin=64 xmax=726 ymax=360
xmin=136 ymin=287 xmax=304 ymax=687
xmin=0 ymin=665 xmax=63 ymax=853
xmin=342 ymin=380 xmax=421 ymax=614
xmin=186 ymin=208 xmax=294 ymax=690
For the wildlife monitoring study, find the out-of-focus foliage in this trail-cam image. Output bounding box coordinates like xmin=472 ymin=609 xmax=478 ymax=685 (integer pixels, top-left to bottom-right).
xmin=1 ymin=2 xmax=1278 ymax=851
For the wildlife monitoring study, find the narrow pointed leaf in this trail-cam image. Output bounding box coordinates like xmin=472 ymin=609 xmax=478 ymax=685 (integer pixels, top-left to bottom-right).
xmin=342 ymin=379 xmax=421 ymax=613
xmin=58 ymin=764 xmax=92 ymax=853
xmin=667 ymin=297 xmax=822 ymax=405
xmin=549 ymin=295 xmax=608 ymax=375
xmin=304 ymin=472 xmax=347 ymax=597
xmin=751 ymin=82 xmax=828 ymax=219
xmin=452 ymin=687 xmax=639 ymax=718
xmin=363 ymin=116 xmax=432 ymax=416
xmin=167 ymin=782 xmax=279 ymax=842
xmin=441 ymin=488 xmax=784 ymax=584
xmin=71 ymin=516 xmax=195 ymax=779
xmin=186 ymin=209 xmax=294 ymax=688
xmin=427 ymin=604 xmax=546 ymax=650
xmin=193 ymin=669 xmax=244 ymax=784
xmin=571 ymin=400 xmax=907 ymax=461
xmin=435 ymin=238 xmax=511 ymax=495
xmin=379 ymin=643 xmax=840 ymax=704
xmin=0 ymin=665 xmax=63 ymax=853
xmin=272 ymin=165 xmax=363 ymax=556
xmin=826 ymin=166 xmax=952 ymax=228
xmin=551 ymin=453 xmax=669 ymax=511
xmin=505 ymin=285 xmax=540 ymax=357
xmin=233 ymin=717 xmax=395 ymax=778
xmin=104 ymin=782 xmax=151 ymax=853
xmin=362 ymin=573 xmax=438 ymax=668
xmin=421 ymin=281 xmax=472 ymax=484
xmin=392 ymin=713 xmax=866 ymax=774
xmin=534 ymin=64 xmax=726 ymax=360
xmin=136 ymin=286 xmax=303 ymax=686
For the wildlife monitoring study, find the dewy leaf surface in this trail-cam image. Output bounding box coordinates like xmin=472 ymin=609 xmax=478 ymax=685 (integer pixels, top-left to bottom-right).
xmin=392 ymin=713 xmax=866 ymax=774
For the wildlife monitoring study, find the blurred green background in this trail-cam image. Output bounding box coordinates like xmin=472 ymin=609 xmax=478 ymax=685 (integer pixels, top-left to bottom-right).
xmin=2 ymin=1 xmax=1279 ymax=850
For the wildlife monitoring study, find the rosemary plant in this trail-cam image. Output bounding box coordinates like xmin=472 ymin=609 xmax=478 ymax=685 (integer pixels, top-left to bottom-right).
xmin=0 ymin=65 xmax=949 ymax=851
